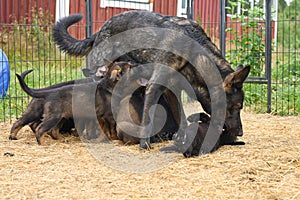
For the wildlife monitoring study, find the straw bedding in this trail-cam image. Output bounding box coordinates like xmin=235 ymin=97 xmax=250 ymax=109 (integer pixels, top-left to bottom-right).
xmin=0 ymin=105 xmax=299 ymax=199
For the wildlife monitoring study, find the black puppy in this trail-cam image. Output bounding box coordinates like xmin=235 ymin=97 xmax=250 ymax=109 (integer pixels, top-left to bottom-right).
xmin=175 ymin=112 xmax=245 ymax=158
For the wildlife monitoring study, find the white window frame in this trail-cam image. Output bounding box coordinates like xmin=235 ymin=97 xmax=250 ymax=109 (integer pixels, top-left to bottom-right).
xmin=55 ymin=0 xmax=70 ymax=21
xmin=177 ymin=0 xmax=188 ymax=18
xmin=100 ymin=0 xmax=153 ymax=11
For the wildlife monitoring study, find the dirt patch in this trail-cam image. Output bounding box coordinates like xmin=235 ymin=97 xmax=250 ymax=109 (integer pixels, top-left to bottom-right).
xmin=1 ymin=108 xmax=300 ymax=199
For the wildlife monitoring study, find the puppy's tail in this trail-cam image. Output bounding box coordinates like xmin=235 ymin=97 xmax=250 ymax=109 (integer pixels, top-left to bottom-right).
xmin=53 ymin=14 xmax=95 ymax=56
xmin=16 ymin=73 xmax=47 ymax=99
xmin=20 ymin=69 xmax=34 ymax=79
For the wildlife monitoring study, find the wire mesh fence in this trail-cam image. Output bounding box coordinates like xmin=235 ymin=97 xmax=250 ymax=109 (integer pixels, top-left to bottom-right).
xmin=226 ymin=0 xmax=299 ymax=115
xmin=0 ymin=0 xmax=86 ymax=122
xmin=0 ymin=0 xmax=299 ymax=122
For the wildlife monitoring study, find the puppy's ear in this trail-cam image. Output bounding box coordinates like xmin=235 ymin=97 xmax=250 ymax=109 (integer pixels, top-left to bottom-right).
xmin=137 ymin=77 xmax=148 ymax=86
xmin=110 ymin=69 xmax=119 ymax=81
xmin=234 ymin=65 xmax=250 ymax=85
xmin=223 ymin=73 xmax=235 ymax=93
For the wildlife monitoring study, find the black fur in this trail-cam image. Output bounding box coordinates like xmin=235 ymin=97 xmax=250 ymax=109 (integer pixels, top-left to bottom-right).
xmin=176 ymin=113 xmax=245 ymax=158
xmin=52 ymin=14 xmax=96 ymax=56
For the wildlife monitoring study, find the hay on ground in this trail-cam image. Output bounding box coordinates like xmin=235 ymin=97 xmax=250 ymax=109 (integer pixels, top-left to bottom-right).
xmin=0 ymin=109 xmax=299 ymax=199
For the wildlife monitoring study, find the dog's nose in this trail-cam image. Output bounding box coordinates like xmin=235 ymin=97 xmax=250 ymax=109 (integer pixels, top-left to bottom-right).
xmin=237 ymin=129 xmax=243 ymax=136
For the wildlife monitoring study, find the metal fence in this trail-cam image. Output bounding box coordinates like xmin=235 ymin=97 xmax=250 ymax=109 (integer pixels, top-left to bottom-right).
xmin=0 ymin=0 xmax=299 ymax=122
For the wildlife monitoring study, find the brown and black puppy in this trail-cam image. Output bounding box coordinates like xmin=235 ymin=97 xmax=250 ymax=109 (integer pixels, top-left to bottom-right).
xmin=9 ymin=69 xmax=103 ymax=141
xmin=15 ymin=61 xmax=132 ymax=145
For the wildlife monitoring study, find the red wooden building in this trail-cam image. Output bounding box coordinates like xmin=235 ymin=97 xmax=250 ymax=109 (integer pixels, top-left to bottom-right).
xmin=0 ymin=0 xmax=274 ymax=41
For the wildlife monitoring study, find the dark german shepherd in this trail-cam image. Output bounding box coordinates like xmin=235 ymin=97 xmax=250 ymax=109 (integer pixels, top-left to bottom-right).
xmin=52 ymin=11 xmax=250 ymax=150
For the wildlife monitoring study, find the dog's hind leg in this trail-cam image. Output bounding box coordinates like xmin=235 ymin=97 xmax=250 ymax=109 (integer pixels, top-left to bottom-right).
xmin=9 ymin=121 xmax=24 ymax=140
xmin=9 ymin=99 xmax=44 ymax=140
xmin=49 ymin=128 xmax=63 ymax=140
xmin=48 ymin=118 xmax=68 ymax=140
xmin=35 ymin=116 xmax=61 ymax=145
xmin=9 ymin=115 xmax=40 ymax=140
xmin=28 ymin=121 xmax=44 ymax=133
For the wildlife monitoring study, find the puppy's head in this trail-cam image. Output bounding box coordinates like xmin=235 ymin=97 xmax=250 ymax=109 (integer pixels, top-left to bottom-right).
xmin=106 ymin=60 xmax=136 ymax=82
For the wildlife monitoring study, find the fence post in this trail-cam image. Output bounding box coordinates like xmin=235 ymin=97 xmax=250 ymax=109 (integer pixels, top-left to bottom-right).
xmin=86 ymin=0 xmax=93 ymax=38
xmin=265 ymin=0 xmax=272 ymax=113
xmin=85 ymin=0 xmax=93 ymax=68
xmin=220 ymin=0 xmax=226 ymax=56
xmin=186 ymin=0 xmax=194 ymax=20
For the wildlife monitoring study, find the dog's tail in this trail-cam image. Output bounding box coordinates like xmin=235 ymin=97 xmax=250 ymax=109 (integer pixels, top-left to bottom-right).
xmin=18 ymin=69 xmax=78 ymax=93
xmin=16 ymin=73 xmax=48 ymax=99
xmin=52 ymin=14 xmax=95 ymax=56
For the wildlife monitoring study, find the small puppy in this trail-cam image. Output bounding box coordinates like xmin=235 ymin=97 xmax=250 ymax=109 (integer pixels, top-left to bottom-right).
xmin=14 ymin=61 xmax=132 ymax=145
xmin=9 ymin=69 xmax=103 ymax=141
xmin=175 ymin=112 xmax=245 ymax=158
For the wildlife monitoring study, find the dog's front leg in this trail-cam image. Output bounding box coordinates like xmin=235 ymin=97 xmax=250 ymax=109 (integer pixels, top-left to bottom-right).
xmin=140 ymin=83 xmax=166 ymax=150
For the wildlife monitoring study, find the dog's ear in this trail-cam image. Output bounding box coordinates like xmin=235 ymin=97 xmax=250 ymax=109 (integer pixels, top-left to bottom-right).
xmin=233 ymin=65 xmax=250 ymax=87
xmin=103 ymin=58 xmax=113 ymax=65
xmin=110 ymin=69 xmax=118 ymax=81
xmin=223 ymin=66 xmax=250 ymax=92
xmin=109 ymin=65 xmax=122 ymax=82
xmin=82 ymin=68 xmax=92 ymax=77
xmin=95 ymin=65 xmax=107 ymax=77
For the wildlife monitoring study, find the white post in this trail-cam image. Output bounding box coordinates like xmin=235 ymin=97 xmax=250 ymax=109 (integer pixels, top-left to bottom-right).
xmin=55 ymin=0 xmax=70 ymax=21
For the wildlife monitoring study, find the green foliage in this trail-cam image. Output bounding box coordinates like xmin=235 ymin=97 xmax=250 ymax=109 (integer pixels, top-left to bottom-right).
xmin=226 ymin=0 xmax=265 ymax=77
xmin=226 ymin=0 xmax=299 ymax=115
xmin=277 ymin=0 xmax=300 ymax=50
xmin=272 ymin=53 xmax=300 ymax=115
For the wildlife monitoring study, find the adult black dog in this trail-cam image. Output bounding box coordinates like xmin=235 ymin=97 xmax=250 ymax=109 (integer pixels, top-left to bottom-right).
xmin=52 ymin=10 xmax=250 ymax=150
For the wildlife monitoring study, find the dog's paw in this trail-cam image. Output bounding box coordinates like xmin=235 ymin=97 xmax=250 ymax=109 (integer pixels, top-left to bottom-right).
xmin=139 ymin=140 xmax=153 ymax=150
xmin=9 ymin=135 xmax=17 ymax=140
